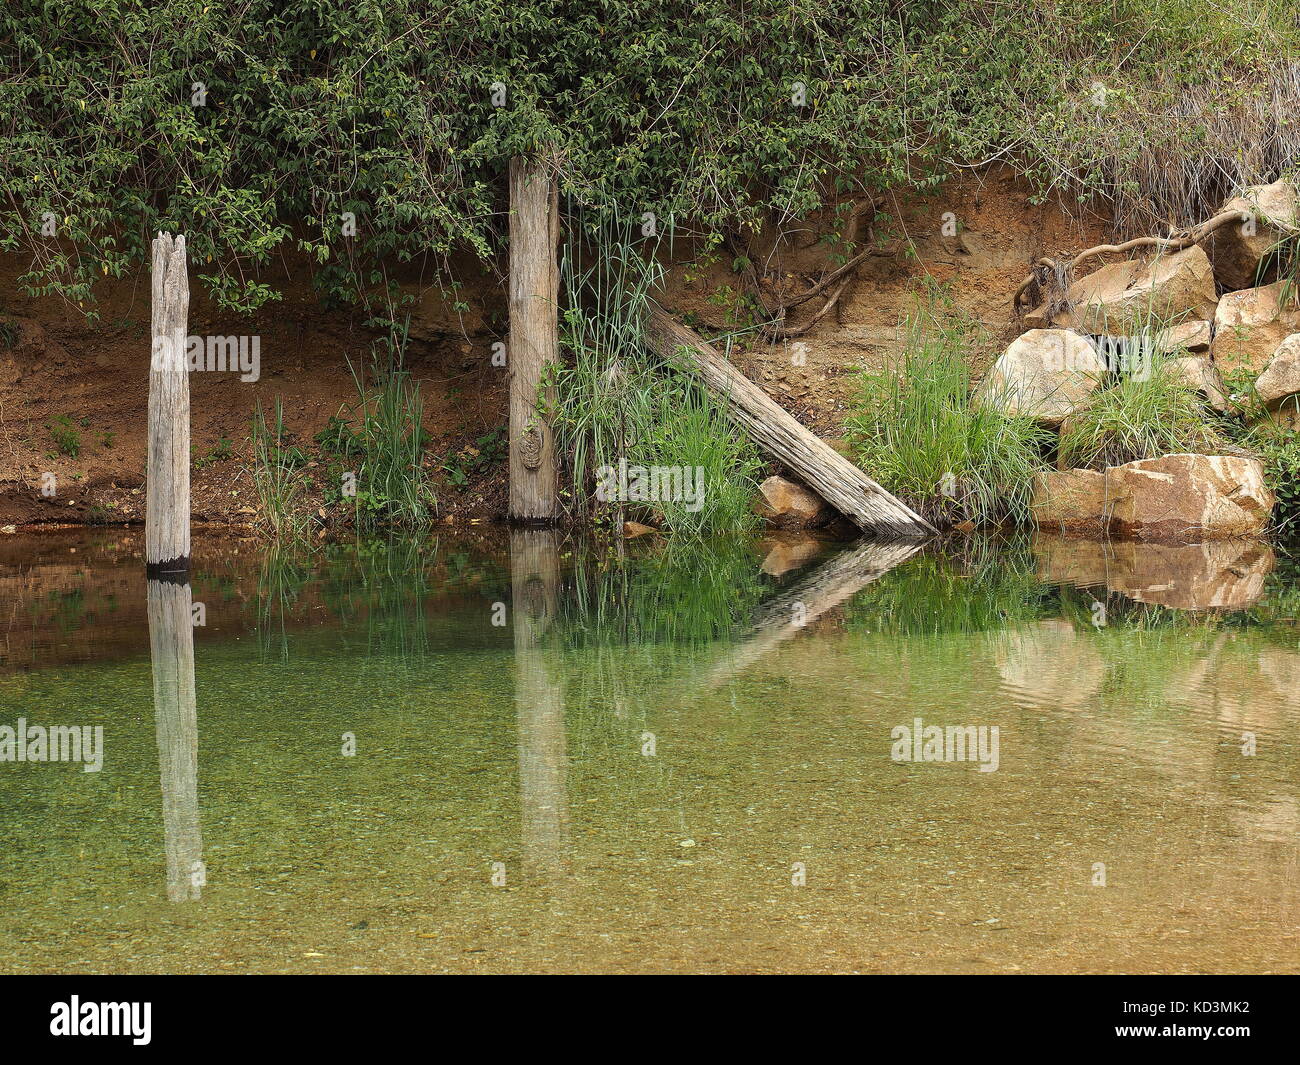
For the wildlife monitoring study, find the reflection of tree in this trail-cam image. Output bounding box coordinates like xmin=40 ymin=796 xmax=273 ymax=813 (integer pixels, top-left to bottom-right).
xmin=511 ymin=529 xmax=568 ymax=882
xmin=148 ymin=577 xmax=203 ymax=902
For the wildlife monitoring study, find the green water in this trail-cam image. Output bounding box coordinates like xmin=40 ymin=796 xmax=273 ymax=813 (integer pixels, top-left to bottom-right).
xmin=1 ymin=529 xmax=1298 ymax=974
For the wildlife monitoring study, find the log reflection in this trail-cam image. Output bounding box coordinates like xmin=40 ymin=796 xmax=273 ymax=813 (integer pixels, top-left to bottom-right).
xmin=147 ymin=577 xmax=203 ymax=902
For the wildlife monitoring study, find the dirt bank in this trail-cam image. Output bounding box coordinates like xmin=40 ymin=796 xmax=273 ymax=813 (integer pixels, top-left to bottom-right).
xmin=0 ymin=166 xmax=1109 ymax=529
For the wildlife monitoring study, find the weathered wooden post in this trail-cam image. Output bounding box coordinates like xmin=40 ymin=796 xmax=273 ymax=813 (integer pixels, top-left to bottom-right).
xmin=148 ymin=576 xmax=203 ymax=902
xmin=147 ymin=233 xmax=191 ymax=574
xmin=507 ymin=157 xmax=560 ymax=523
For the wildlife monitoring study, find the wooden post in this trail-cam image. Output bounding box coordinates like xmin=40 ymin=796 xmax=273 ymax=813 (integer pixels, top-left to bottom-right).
xmin=147 ymin=233 xmax=191 ymax=574
xmin=148 ymin=576 xmax=203 ymax=902
xmin=507 ymin=157 xmax=560 ymax=523
xmin=646 ymin=306 xmax=937 ymax=538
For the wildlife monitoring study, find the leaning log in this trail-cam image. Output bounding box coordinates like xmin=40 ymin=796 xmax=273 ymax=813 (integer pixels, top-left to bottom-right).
xmin=146 ymin=233 xmax=191 ymax=574
xmin=645 ymin=306 xmax=936 ymax=537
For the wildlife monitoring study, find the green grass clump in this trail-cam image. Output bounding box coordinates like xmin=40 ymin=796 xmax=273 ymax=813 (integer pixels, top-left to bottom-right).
xmin=1057 ymin=355 xmax=1221 ymax=470
xmin=845 ymin=295 xmax=1052 ymax=527
xmin=250 ymin=400 xmax=308 ymax=540
xmin=552 ymin=209 xmax=762 ymax=536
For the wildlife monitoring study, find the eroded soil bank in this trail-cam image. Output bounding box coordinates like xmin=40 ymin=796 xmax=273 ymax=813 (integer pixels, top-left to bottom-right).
xmin=0 ymin=167 xmax=1106 ymax=529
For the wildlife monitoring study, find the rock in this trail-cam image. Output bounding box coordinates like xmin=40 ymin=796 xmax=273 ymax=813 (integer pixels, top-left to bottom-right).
xmin=623 ymin=520 xmax=659 ymax=539
xmin=1253 ymin=333 xmax=1300 ymax=408
xmin=753 ymin=475 xmax=830 ymax=528
xmin=1105 ymin=453 xmax=1272 ymax=540
xmin=973 ymin=329 xmax=1106 ymax=426
xmin=1029 ymin=469 xmax=1109 ymax=533
xmin=1032 ymin=245 xmax=1219 ymax=334
xmin=1204 ymin=179 xmax=1300 ymax=291
xmin=1156 ymin=319 xmax=1212 ymax=354
xmin=1212 ymin=282 xmax=1300 ymax=373
xmin=1166 ymin=355 xmax=1229 ymax=412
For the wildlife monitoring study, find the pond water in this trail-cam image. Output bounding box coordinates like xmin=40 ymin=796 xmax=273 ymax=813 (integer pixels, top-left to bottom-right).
xmin=1 ymin=527 xmax=1298 ymax=974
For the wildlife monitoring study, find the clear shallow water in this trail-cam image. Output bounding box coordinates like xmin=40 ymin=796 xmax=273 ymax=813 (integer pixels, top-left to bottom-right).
xmin=1 ymin=528 xmax=1298 ymax=974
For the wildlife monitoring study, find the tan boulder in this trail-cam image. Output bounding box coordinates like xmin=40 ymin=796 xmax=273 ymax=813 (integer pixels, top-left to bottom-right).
xmin=753 ymin=475 xmax=829 ymax=528
xmin=623 ymin=520 xmax=660 ymax=539
xmin=1166 ymin=355 xmax=1229 ymax=412
xmin=1029 ymin=469 xmax=1109 ymax=533
xmin=1105 ymin=453 xmax=1273 ymax=540
xmin=1032 ymin=245 xmax=1219 ymax=334
xmin=1204 ymin=179 xmax=1300 ymax=291
xmin=1253 ymin=333 xmax=1300 ymax=408
xmin=1212 ymin=282 xmax=1300 ymax=373
xmin=974 ymin=329 xmax=1106 ymax=426
xmin=1156 ymin=319 xmax=1212 ymax=353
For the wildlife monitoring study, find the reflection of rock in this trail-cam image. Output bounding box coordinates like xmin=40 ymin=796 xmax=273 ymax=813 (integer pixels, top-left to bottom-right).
xmin=753 ymin=475 xmax=829 ymax=528
xmin=993 ymin=619 xmax=1105 ymax=710
xmin=1034 ymin=534 xmax=1274 ymax=611
xmin=1106 ymin=454 xmax=1272 ymax=541
xmin=758 ymin=532 xmax=829 ymax=576
xmin=1032 ymin=534 xmax=1115 ymax=587
xmin=974 ymin=329 xmax=1106 ymax=426
xmin=1030 ymin=246 xmax=1219 ymax=333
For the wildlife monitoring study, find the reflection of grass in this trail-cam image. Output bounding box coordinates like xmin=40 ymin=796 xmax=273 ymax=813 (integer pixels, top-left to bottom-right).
xmin=560 ymin=536 xmax=769 ymax=649
xmin=844 ymin=539 xmax=1051 ymax=636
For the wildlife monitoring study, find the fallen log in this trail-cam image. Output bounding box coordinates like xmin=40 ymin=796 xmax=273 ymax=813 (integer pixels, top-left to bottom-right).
xmin=645 ymin=305 xmax=936 ymax=538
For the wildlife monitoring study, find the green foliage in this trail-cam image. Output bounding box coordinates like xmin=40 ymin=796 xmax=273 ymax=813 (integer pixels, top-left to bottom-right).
xmin=1237 ymin=413 xmax=1300 ymax=534
xmin=441 ymin=427 xmax=506 ymax=492
xmin=250 ymin=400 xmax=308 ymax=539
xmin=324 ymin=335 xmax=436 ymax=528
xmin=845 ymin=291 xmax=1052 ymax=527
xmin=45 ymin=414 xmax=82 ymax=458
xmin=4 ymin=1 xmax=1297 ymax=315
xmin=1057 ymin=356 xmax=1221 ymax=470
xmin=552 ymin=210 xmax=761 ymax=535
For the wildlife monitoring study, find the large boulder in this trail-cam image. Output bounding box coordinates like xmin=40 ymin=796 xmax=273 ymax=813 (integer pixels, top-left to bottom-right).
xmin=1253 ymin=333 xmax=1300 ymax=409
xmin=1156 ymin=319 xmax=1212 ymax=354
xmin=974 ymin=329 xmax=1106 ymax=426
xmin=1212 ymin=282 xmax=1300 ymax=373
xmin=1204 ymin=179 xmax=1300 ymax=291
xmin=1166 ymin=355 xmax=1229 ymax=412
xmin=1030 ymin=245 xmax=1219 ymax=334
xmin=1105 ymin=453 xmax=1273 ymax=540
xmin=753 ymin=475 xmax=829 ymax=528
xmin=1029 ymin=469 xmax=1109 ymax=533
